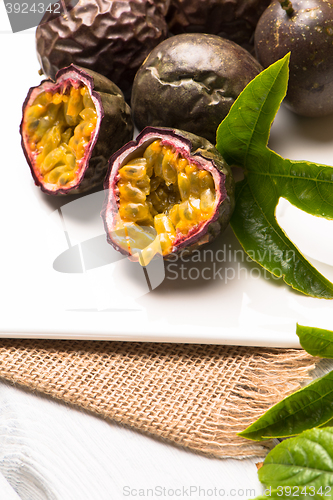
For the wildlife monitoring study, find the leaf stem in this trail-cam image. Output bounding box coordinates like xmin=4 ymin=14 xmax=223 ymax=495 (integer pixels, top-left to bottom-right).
xmin=279 ymin=0 xmax=294 ymax=16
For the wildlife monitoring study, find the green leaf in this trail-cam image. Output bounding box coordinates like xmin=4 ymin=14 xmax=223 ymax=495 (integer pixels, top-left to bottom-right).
xmin=297 ymin=325 xmax=333 ymax=358
xmin=216 ymin=54 xmax=289 ymax=168
xmin=238 ymin=371 xmax=333 ymax=441
xmin=216 ymin=54 xmax=333 ymax=299
xmin=258 ymin=427 xmax=333 ymax=498
xmin=231 ymin=177 xmax=333 ymax=299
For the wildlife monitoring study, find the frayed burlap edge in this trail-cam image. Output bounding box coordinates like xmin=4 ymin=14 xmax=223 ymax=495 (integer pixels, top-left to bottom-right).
xmin=0 ymin=340 xmax=316 ymax=459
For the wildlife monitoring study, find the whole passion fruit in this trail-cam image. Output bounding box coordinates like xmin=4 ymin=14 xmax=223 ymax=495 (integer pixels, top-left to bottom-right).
xmin=255 ymin=0 xmax=333 ymax=117
xmin=166 ymin=0 xmax=271 ymax=51
xmin=21 ymin=65 xmax=133 ymax=195
xmin=131 ymin=34 xmax=262 ymax=144
xmin=101 ymin=127 xmax=235 ymax=265
xmin=36 ymin=0 xmax=169 ymax=100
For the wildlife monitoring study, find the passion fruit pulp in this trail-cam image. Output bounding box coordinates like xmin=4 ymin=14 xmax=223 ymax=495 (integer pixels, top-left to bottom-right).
xmin=102 ymin=127 xmax=235 ymax=265
xmin=21 ymin=65 xmax=133 ymax=195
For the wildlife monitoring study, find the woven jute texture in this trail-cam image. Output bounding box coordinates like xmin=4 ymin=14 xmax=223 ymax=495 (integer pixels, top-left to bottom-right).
xmin=0 ymin=340 xmax=315 ymax=458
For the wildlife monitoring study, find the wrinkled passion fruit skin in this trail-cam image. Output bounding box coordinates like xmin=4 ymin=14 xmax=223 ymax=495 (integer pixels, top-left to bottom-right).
xmin=166 ymin=0 xmax=271 ymax=52
xmin=131 ymin=34 xmax=262 ymax=144
xmin=255 ymin=0 xmax=333 ymax=117
xmin=21 ymin=65 xmax=133 ymax=195
xmin=101 ymin=127 xmax=235 ymax=263
xmin=36 ymin=0 xmax=169 ymax=100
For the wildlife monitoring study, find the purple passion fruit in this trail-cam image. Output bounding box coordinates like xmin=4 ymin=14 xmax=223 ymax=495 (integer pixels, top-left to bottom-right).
xmin=131 ymin=34 xmax=262 ymax=144
xmin=36 ymin=0 xmax=169 ymax=100
xmin=101 ymin=127 xmax=235 ymax=265
xmin=166 ymin=0 xmax=271 ymax=51
xmin=255 ymin=0 xmax=333 ymax=117
xmin=21 ymin=65 xmax=133 ymax=195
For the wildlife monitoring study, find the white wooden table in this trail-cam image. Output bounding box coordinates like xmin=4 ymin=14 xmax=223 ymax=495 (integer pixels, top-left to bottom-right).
xmin=0 ymin=379 xmax=264 ymax=500
xmin=0 ymin=360 xmax=330 ymax=499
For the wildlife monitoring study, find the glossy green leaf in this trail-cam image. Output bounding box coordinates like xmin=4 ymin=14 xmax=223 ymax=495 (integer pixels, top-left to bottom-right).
xmin=297 ymin=325 xmax=333 ymax=358
xmin=239 ymin=371 xmax=333 ymax=441
xmin=258 ymin=427 xmax=333 ymax=499
xmin=216 ymin=54 xmax=333 ymax=299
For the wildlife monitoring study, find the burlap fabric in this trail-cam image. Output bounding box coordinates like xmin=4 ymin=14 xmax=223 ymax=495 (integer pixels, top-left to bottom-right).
xmin=0 ymin=340 xmax=315 ymax=458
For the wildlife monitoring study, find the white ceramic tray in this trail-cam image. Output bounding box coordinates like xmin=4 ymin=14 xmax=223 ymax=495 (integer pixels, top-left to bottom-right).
xmin=2 ymin=17 xmax=333 ymax=346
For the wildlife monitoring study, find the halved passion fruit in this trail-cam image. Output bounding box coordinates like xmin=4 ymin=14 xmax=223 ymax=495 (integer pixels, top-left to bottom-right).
xmin=102 ymin=127 xmax=235 ymax=265
xmin=21 ymin=65 xmax=133 ymax=195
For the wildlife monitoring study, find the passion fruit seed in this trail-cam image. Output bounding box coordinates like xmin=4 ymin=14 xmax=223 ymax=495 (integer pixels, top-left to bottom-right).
xmin=114 ymin=139 xmax=216 ymax=262
xmin=25 ymin=85 xmax=97 ymax=189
